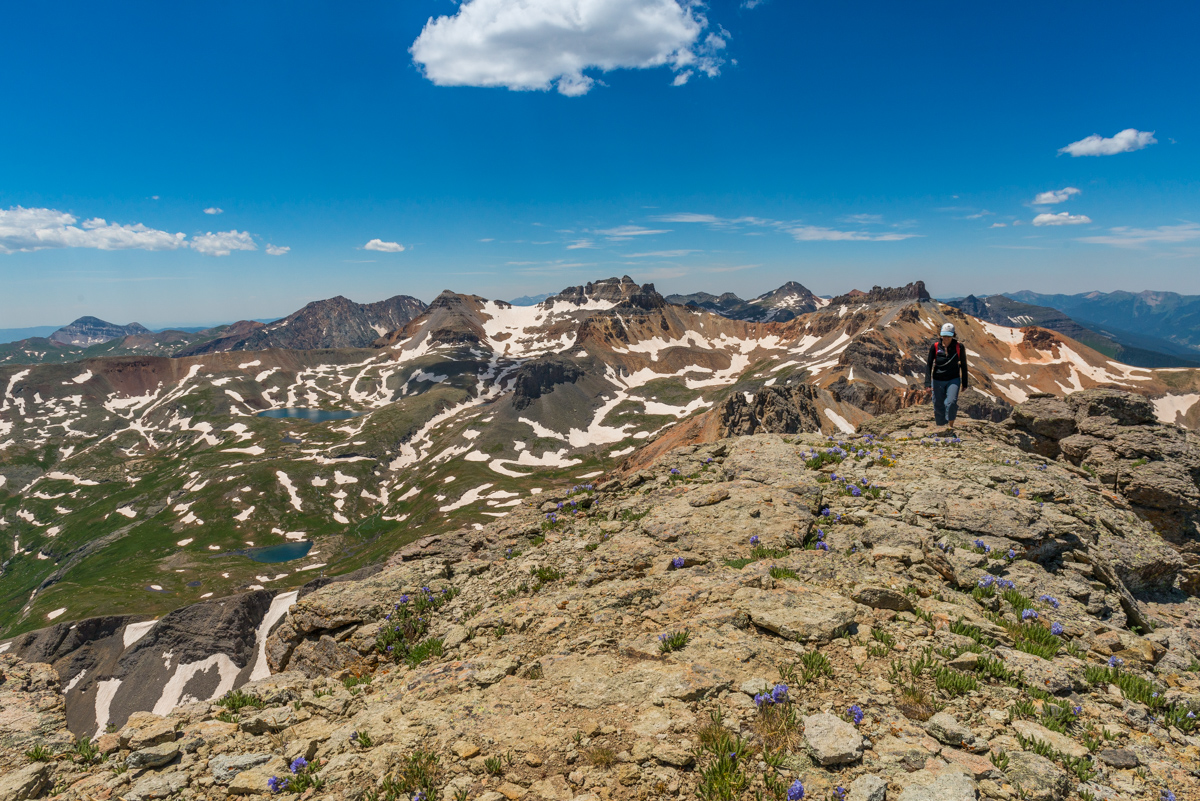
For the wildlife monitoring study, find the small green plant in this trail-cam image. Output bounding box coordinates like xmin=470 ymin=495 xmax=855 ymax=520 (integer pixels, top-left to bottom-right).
xmin=990 ymin=749 xmax=1010 ymax=771
xmin=619 ymin=507 xmax=650 ymax=522
xmin=572 ymin=730 xmax=583 ymax=745
xmin=530 ymin=565 xmax=564 ymax=583
xmin=217 ymin=689 xmax=266 ymax=712
xmin=110 ymin=760 xmax=128 ymax=775
xmin=73 ymin=736 xmax=102 ymax=765
xmin=659 ymin=629 xmax=691 ymax=654
xmin=343 ymin=674 xmax=372 ymax=693
xmin=722 ymin=558 xmax=754 ymax=569
xmin=484 ymin=755 xmax=504 ymax=775
xmin=1009 ymin=698 xmax=1037 ymax=721
xmin=872 ymin=628 xmax=896 ymax=649
xmin=932 ymin=665 xmax=978 ymax=696
xmin=215 ymin=710 xmax=239 ymax=724
xmin=950 ymin=618 xmax=996 ymax=647
xmin=768 ymin=565 xmax=799 ymax=581
xmin=751 ymin=544 xmax=790 ymax=560
xmin=25 ymin=743 xmax=52 ymax=762
xmin=494 ymin=624 xmax=507 ymax=638
xmin=353 ymin=730 xmax=374 ymax=748
xmin=406 ymin=638 xmax=445 ymax=668
xmin=313 ymin=686 xmax=332 ymax=698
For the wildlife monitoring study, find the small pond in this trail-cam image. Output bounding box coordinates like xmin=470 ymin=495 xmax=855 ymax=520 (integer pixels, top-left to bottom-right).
xmin=258 ymin=408 xmax=361 ymax=422
xmin=242 ymin=541 xmax=313 ymax=563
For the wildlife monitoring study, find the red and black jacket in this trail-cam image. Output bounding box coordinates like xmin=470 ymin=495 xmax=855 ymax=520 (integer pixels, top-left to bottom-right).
xmin=924 ymin=339 xmax=969 ymax=388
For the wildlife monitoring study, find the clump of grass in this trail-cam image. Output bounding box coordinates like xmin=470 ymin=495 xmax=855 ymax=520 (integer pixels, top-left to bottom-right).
xmin=932 ymin=665 xmax=978 ymax=697
xmin=72 ymin=736 xmax=102 ymax=765
xmin=371 ymin=751 xmax=441 ymax=801
xmin=898 ymin=684 xmax=937 ymax=721
xmin=585 ymin=747 xmax=617 ymax=769
xmin=215 ymin=710 xmax=239 ymax=724
xmin=659 ymin=629 xmax=690 ymax=654
xmin=343 ymin=674 xmax=372 ymax=692
xmin=693 ymin=711 xmax=752 ymax=801
xmin=217 ymin=688 xmax=266 ymax=712
xmin=484 ymin=755 xmax=504 ymax=775
xmin=768 ymin=565 xmax=799 ymax=581
xmin=751 ymin=544 xmax=790 ymax=560
xmin=949 ymin=618 xmax=996 ymax=647
xmin=25 ymin=743 xmax=52 ymax=762
xmin=530 ymin=565 xmax=564 ymax=583
xmin=723 ymin=557 xmax=754 ymax=570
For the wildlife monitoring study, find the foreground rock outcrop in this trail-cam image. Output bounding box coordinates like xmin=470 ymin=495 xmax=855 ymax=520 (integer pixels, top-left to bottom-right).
xmin=2 ymin=397 xmax=1199 ymax=801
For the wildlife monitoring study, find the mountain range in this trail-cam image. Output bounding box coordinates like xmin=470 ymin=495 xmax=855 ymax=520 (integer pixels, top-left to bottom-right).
xmin=1007 ymin=289 xmax=1200 ymax=356
xmin=2 ymin=275 xmax=1199 ymax=641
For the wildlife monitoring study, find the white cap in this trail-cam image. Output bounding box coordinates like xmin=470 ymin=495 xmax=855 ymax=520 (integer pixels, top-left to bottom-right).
xmin=940 ymin=323 xmax=956 ymax=337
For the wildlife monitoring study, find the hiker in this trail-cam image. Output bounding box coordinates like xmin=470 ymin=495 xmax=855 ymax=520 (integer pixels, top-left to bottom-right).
xmin=924 ymin=322 xmax=969 ymax=432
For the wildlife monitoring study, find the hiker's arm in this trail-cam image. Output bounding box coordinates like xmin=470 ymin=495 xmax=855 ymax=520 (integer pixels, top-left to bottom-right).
xmin=960 ymin=345 xmax=969 ymax=389
xmin=924 ymin=345 xmax=934 ymax=388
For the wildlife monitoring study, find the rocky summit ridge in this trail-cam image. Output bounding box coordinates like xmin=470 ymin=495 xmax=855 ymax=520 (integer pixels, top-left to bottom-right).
xmin=2 ymin=389 xmax=1200 ymax=801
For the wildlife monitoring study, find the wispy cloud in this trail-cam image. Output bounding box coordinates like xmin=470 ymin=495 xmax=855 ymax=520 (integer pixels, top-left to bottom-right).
xmin=265 ymin=244 xmax=290 ymax=256
xmin=990 ymin=223 xmax=1007 ymax=228
xmin=964 ymin=210 xmax=993 ymax=219
xmin=784 ymin=225 xmax=920 ymax=242
xmin=594 ymin=225 xmax=670 ymax=240
xmin=1059 ymin=128 xmax=1156 ymax=157
xmin=363 ymin=238 xmax=405 ymax=252
xmin=1032 ymin=212 xmax=1092 ymax=227
xmin=203 ymin=207 xmax=223 ymax=215
xmin=1077 ymin=222 xmax=1200 ymax=248
xmin=627 ymin=249 xmax=699 ymax=258
xmin=566 ymin=239 xmax=596 ymax=249
xmin=840 ymin=213 xmax=884 ymax=224
xmin=651 ymin=211 xmax=920 ymax=242
xmin=1032 ymin=187 xmax=1081 ymax=205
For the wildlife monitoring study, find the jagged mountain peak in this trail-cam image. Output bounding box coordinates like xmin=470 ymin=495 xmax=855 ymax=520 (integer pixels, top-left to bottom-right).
xmin=827 ymin=280 xmax=931 ymax=306
xmin=547 ymin=275 xmax=664 ymax=309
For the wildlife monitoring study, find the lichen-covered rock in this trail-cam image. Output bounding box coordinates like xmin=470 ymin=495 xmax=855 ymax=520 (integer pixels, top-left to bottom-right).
xmin=1004 ymin=750 xmax=1068 ymax=801
xmin=802 ymin=712 xmax=863 ymax=766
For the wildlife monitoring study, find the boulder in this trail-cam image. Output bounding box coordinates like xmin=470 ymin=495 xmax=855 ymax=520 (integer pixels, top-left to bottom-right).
xmin=1065 ymin=389 xmax=1157 ymax=427
xmin=924 ymin=712 xmax=972 ymax=748
xmin=125 ymin=741 xmax=180 ymax=769
xmin=802 ymin=712 xmax=863 ymax=766
xmin=1011 ymin=396 xmax=1076 ymax=441
xmin=0 ymin=762 xmax=50 ymax=801
xmin=896 ymin=770 xmax=976 ymax=801
xmin=123 ymin=772 xmax=188 ymax=801
xmin=1004 ymin=750 xmax=1068 ymax=801
xmin=848 ymin=774 xmax=887 ymax=801
xmin=734 ymin=587 xmax=857 ymax=642
xmin=210 ymin=753 xmax=273 ymax=783
xmin=851 ymin=584 xmax=914 ymax=612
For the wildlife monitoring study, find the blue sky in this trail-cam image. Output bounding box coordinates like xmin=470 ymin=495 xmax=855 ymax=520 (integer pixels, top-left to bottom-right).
xmin=2 ymin=0 xmax=1197 ymax=327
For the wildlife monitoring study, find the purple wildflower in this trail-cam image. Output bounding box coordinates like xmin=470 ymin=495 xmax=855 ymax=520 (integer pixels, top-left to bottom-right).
xmin=268 ymin=776 xmax=285 ymax=793
xmin=290 ymin=756 xmax=307 ymax=774
xmin=1051 ymin=622 xmax=1064 ymax=636
xmin=849 ymin=704 xmax=864 ymax=725
xmin=787 ymin=780 xmax=805 ymax=800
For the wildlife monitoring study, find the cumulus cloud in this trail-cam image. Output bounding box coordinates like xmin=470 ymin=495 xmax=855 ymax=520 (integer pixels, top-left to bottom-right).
xmin=265 ymin=244 xmax=290 ymax=256
xmin=1032 ymin=212 xmax=1093 ymax=227
xmin=1033 ymin=187 xmax=1081 ymax=205
xmin=410 ymin=0 xmax=727 ymax=97
xmin=189 ymin=230 xmax=257 ymax=256
xmin=364 ymin=239 xmax=405 ymax=252
xmin=1077 ymin=222 xmax=1200 ymax=247
xmin=1059 ymin=129 xmax=1156 ymax=157
xmin=204 ymin=207 xmax=223 ymax=215
xmin=0 ymin=206 xmax=186 ymax=254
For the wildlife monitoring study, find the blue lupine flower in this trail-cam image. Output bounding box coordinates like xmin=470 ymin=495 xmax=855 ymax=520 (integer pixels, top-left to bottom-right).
xmin=750 ymin=535 xmax=760 ymax=545
xmin=834 ymin=789 xmax=847 ymax=800
xmin=1188 ymin=711 xmax=1196 ymax=719
xmin=400 ymin=595 xmax=410 ymax=604
xmin=816 ymin=542 xmax=829 ymax=551
xmin=1039 ymin=594 xmax=1060 ymax=609
xmin=1108 ymin=656 xmax=1124 ymax=668
xmin=413 ymin=792 xmax=427 ymax=801
xmin=787 ymin=780 xmax=805 ymax=800
xmin=670 ymin=468 xmax=680 ymax=475
xmin=849 ymin=704 xmax=864 ymax=725
xmin=268 ymin=776 xmax=285 ymax=793
xmin=771 ymin=684 xmax=788 ymax=703
xmin=290 ymin=756 xmax=307 ymax=774
xmin=816 ymin=530 xmax=825 ymax=541
xmin=1073 ymin=705 xmax=1081 ymax=716
xmin=851 ymin=486 xmax=862 ymax=497
xmin=1022 ymin=609 xmax=1038 ymax=621
xmin=1006 ymin=549 xmax=1016 ymax=560
xmin=821 ymin=508 xmax=831 ymax=517
xmin=978 ymin=575 xmax=995 ymax=588
xmin=1051 ymin=622 xmax=1064 ymax=636
xmin=1161 ymin=792 xmax=1176 ymax=801
xmin=671 ymin=557 xmax=685 ymax=570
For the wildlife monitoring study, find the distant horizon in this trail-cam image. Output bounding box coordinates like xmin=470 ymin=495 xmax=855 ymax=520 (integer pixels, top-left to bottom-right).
xmin=3 ymin=278 xmax=1199 ymax=337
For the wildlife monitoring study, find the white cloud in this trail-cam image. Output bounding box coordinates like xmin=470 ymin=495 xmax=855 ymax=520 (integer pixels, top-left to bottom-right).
xmin=566 ymin=239 xmax=596 ymax=249
xmin=964 ymin=210 xmax=993 ymax=219
xmin=266 ymin=244 xmax=290 ymax=256
xmin=1077 ymin=222 xmax=1200 ymax=248
xmin=1032 ymin=187 xmax=1081 ymax=205
xmin=1032 ymin=212 xmax=1092 ymax=227
xmin=784 ymin=225 xmax=920 ymax=242
xmin=990 ymin=223 xmax=1007 ymax=228
xmin=841 ymin=213 xmax=883 ymax=224
xmin=1059 ymin=129 xmax=1156 ymax=157
xmin=594 ymin=225 xmax=670 ymax=239
xmin=742 ymin=0 xmax=767 ymax=7
xmin=364 ymin=239 xmax=405 ymax=252
xmin=204 ymin=207 xmax=223 ymax=215
xmin=0 ymin=206 xmax=186 ymax=254
xmin=189 ymin=230 xmax=257 ymax=256
xmin=410 ymin=0 xmax=727 ymax=97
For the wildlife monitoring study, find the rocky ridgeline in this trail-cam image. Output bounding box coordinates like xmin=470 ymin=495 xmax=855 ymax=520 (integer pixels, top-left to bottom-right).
xmin=2 ymin=390 xmax=1200 ymax=801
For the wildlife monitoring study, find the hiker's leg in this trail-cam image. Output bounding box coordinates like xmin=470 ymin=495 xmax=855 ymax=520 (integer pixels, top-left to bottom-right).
xmin=944 ymin=379 xmax=960 ymax=425
xmin=931 ymin=380 xmax=948 ymax=427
